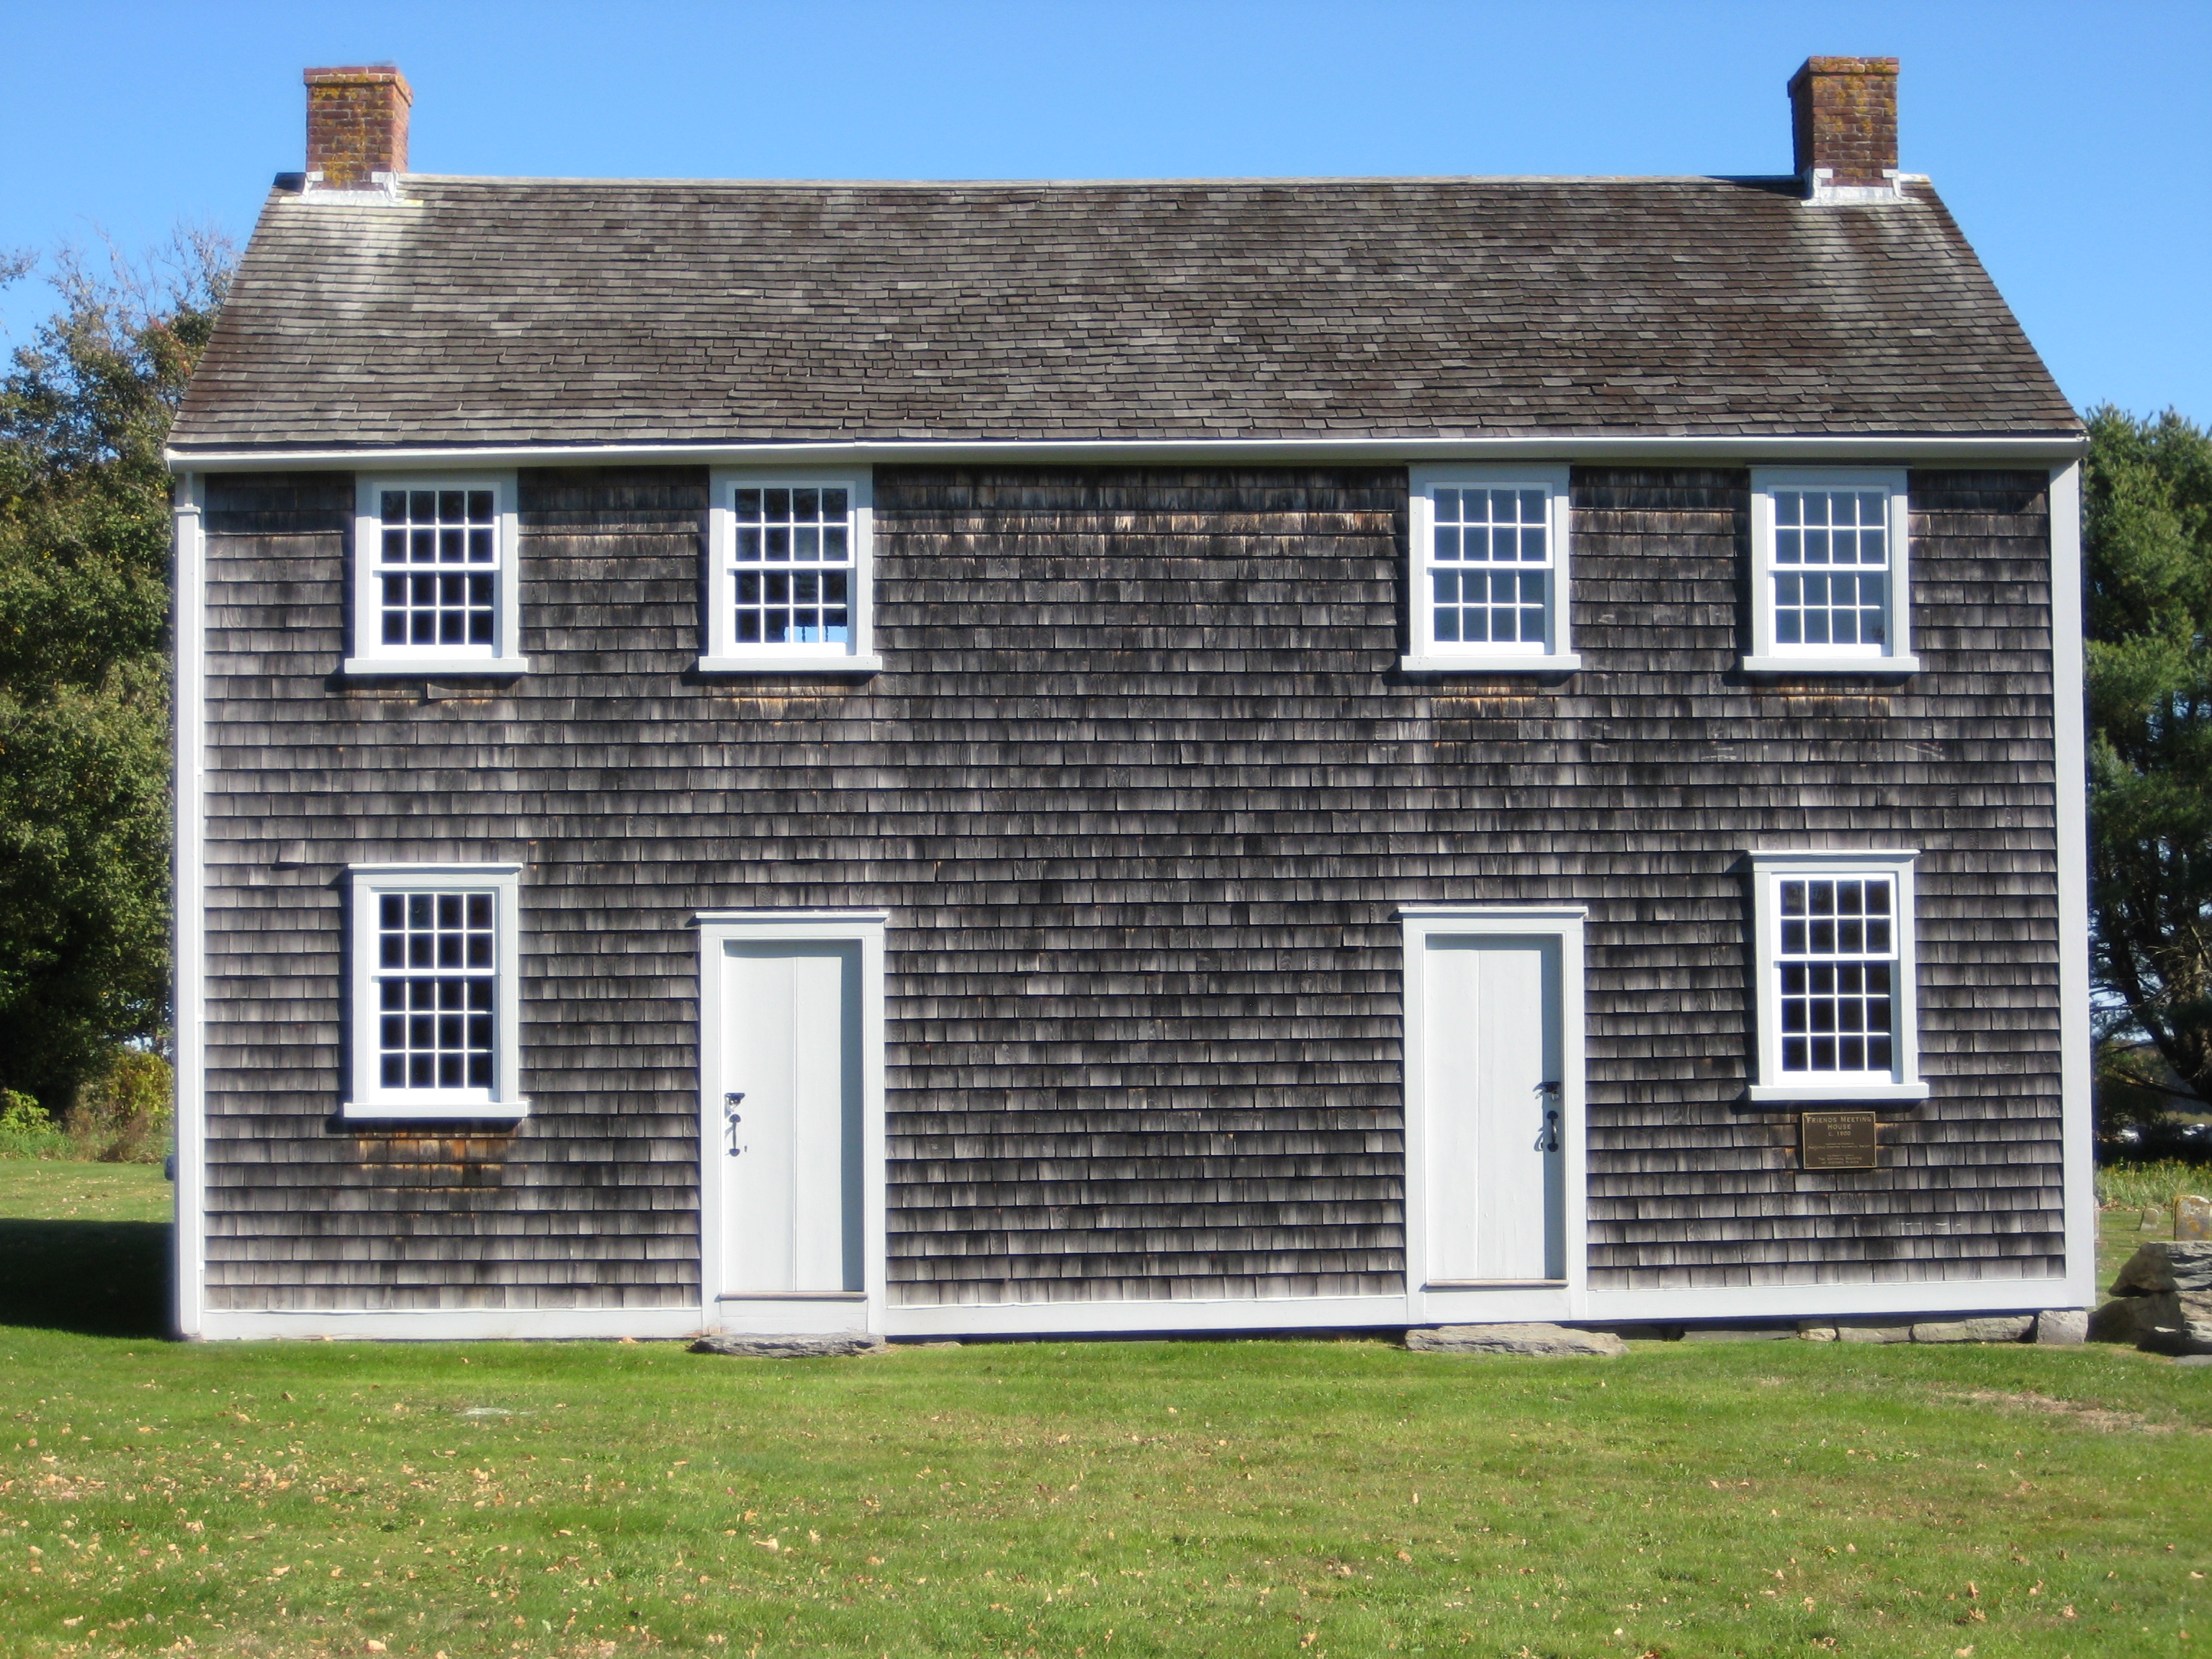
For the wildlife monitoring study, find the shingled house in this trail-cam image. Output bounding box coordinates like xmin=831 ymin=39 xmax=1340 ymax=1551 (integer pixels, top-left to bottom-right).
xmin=166 ymin=58 xmax=2092 ymax=1341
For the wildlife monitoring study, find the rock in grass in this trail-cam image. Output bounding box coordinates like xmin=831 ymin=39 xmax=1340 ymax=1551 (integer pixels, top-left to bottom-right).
xmin=690 ymin=1332 xmax=884 ymax=1359
xmin=1833 ymin=1323 xmax=1914 ymax=1344
xmin=2110 ymin=1241 xmax=2212 ymax=1296
xmin=1910 ymin=1316 xmax=2033 ymax=1344
xmin=2033 ymin=1308 xmax=2089 ymax=1345
xmin=2090 ymin=1296 xmax=2176 ymax=1345
xmin=2139 ymin=1321 xmax=2212 ymax=1357
xmin=1406 ymin=1323 xmax=1626 ymax=1357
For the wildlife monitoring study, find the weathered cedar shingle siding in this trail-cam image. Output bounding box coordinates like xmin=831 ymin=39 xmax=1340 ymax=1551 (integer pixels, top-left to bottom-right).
xmin=199 ymin=465 xmax=2061 ymax=1310
xmin=169 ymin=177 xmax=2077 ymax=454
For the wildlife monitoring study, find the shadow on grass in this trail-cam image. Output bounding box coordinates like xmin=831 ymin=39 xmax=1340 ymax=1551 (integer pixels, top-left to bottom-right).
xmin=0 ymin=1217 xmax=170 ymax=1338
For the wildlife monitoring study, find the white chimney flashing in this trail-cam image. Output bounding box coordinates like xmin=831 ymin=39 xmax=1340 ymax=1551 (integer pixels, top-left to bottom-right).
xmin=1803 ymin=168 xmax=1910 ymax=206
xmin=300 ymin=169 xmax=408 ymax=204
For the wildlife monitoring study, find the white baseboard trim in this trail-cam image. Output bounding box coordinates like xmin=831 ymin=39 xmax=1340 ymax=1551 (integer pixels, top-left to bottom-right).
xmin=884 ymin=1293 xmax=1411 ymax=1339
xmin=189 ymin=1273 xmax=2095 ymax=1343
xmin=1579 ymin=1276 xmax=2089 ymax=1325
xmin=193 ymin=1306 xmax=711 ymax=1342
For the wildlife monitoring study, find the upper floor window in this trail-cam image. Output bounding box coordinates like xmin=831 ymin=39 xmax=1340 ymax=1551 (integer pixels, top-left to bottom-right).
xmin=347 ymin=476 xmax=526 ymax=676
xmin=701 ymin=469 xmax=880 ymax=673
xmin=342 ymin=863 xmax=526 ymax=1121
xmin=1403 ymin=465 xmax=1579 ymax=675
xmin=1745 ymin=850 xmax=1928 ymax=1105
xmin=1743 ymin=469 xmax=1917 ymax=676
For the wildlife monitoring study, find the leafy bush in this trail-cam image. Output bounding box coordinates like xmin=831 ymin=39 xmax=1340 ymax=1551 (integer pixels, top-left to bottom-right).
xmin=2096 ymin=1157 xmax=2212 ymax=1210
xmin=65 ymin=1048 xmax=171 ymax=1163
xmin=0 ymin=1089 xmax=67 ymax=1159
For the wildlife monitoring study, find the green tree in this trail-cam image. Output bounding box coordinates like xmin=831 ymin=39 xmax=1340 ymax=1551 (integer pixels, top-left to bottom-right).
xmin=2085 ymin=403 xmax=2212 ymax=1116
xmin=0 ymin=231 xmax=231 ymax=1110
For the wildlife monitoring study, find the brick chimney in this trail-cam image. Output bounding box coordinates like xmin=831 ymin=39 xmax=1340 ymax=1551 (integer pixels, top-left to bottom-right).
xmin=305 ymin=65 xmax=412 ymax=190
xmin=1788 ymin=56 xmax=1898 ymax=197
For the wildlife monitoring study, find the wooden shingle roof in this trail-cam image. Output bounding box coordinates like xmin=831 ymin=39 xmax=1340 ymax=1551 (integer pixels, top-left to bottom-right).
xmin=171 ymin=174 xmax=2079 ymax=454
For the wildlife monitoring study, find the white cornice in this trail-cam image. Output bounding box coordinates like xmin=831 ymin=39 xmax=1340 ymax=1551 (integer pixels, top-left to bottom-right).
xmin=166 ymin=433 xmax=2087 ymax=475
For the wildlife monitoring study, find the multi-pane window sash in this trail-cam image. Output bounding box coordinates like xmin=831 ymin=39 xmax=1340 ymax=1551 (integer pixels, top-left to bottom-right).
xmin=1771 ymin=489 xmax=1888 ymax=651
xmin=1430 ymin=486 xmax=1550 ymax=649
xmin=375 ymin=489 xmax=498 ymax=649
xmin=732 ymin=486 xmax=850 ymax=646
xmin=1776 ymin=876 xmax=1895 ymax=1075
xmin=375 ymin=891 xmax=496 ymax=1092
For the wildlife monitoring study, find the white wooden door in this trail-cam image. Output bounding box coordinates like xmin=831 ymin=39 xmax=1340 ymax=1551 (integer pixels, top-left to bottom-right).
xmin=717 ymin=941 xmax=863 ymax=1295
xmin=1421 ymin=935 xmax=1566 ymax=1282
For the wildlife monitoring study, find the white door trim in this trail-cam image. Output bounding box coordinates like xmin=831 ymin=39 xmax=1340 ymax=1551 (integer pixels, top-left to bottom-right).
xmin=694 ymin=910 xmax=889 ymax=1336
xmin=1399 ymin=906 xmax=1589 ymax=1326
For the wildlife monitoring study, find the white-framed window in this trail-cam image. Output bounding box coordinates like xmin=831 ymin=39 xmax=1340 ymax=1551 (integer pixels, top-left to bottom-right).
xmin=1746 ymin=850 xmax=1928 ymax=1105
xmin=1402 ymin=464 xmax=1580 ymax=675
xmin=700 ymin=469 xmax=880 ymax=673
xmin=345 ymin=476 xmax=527 ymax=676
xmin=1743 ymin=468 xmax=1917 ymax=676
xmin=343 ymin=863 xmax=526 ymax=1120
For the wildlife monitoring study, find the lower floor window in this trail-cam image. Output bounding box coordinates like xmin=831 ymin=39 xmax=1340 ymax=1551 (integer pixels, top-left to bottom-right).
xmin=377 ymin=891 xmax=496 ymax=1089
xmin=1749 ymin=850 xmax=1923 ymax=1102
xmin=1776 ymin=875 xmax=1894 ymax=1074
xmin=344 ymin=864 xmax=526 ymax=1119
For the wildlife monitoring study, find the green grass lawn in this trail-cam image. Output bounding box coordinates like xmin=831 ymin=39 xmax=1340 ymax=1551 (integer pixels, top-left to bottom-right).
xmin=0 ymin=1164 xmax=2206 ymax=1658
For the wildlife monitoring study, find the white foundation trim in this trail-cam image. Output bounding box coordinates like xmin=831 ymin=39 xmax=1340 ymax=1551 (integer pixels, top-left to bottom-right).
xmin=1398 ymin=906 xmax=1591 ymax=1323
xmin=1581 ymin=1277 xmax=2080 ymax=1324
xmin=189 ymin=1275 xmax=2087 ymax=1341
xmin=173 ymin=474 xmax=208 ymax=1341
xmin=2048 ymin=462 xmax=2096 ymax=1309
xmin=192 ymin=1306 xmax=711 ymax=1343
xmin=168 ymin=434 xmax=2089 ymax=475
xmin=695 ymin=911 xmax=890 ymax=1338
xmin=884 ymin=1295 xmax=1411 ymax=1337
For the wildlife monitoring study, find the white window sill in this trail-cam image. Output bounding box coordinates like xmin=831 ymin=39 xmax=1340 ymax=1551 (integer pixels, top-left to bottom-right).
xmin=1399 ymin=652 xmax=1583 ymax=676
xmin=1740 ymin=654 xmax=1920 ymax=678
xmin=696 ymin=654 xmax=884 ymax=676
xmin=341 ymin=657 xmax=532 ymax=678
xmin=1744 ymin=1082 xmax=1930 ymax=1106
xmin=340 ymin=1099 xmax=531 ymax=1123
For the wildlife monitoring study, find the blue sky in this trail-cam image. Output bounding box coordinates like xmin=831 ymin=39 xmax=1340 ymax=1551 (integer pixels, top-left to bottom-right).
xmin=4 ymin=0 xmax=2206 ymax=421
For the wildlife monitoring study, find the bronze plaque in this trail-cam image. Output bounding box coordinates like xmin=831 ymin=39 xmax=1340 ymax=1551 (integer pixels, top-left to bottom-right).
xmin=1801 ymin=1110 xmax=1879 ymax=1170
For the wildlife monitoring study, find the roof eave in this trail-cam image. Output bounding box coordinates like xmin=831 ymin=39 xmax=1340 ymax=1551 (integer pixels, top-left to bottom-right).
xmin=166 ymin=431 xmax=2090 ymax=475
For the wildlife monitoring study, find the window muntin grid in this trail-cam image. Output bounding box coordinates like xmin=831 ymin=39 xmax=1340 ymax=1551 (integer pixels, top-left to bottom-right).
xmin=1430 ymin=486 xmax=1550 ymax=649
xmin=1771 ymin=489 xmax=1889 ymax=651
xmin=374 ymin=891 xmax=496 ymax=1093
xmin=1776 ymin=876 xmax=1896 ymax=1076
xmin=732 ymin=486 xmax=851 ymax=647
xmin=374 ymin=489 xmax=498 ymax=650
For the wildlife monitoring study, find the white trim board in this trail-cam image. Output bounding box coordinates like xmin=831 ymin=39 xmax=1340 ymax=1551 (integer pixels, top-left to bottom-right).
xmin=173 ymin=473 xmax=208 ymax=1341
xmin=168 ymin=434 xmax=2089 ymax=475
xmin=2048 ymin=462 xmax=2097 ymax=1311
xmin=186 ymin=1275 xmax=2087 ymax=1342
xmin=1580 ymin=1277 xmax=2082 ymax=1324
xmin=192 ymin=1306 xmax=713 ymax=1343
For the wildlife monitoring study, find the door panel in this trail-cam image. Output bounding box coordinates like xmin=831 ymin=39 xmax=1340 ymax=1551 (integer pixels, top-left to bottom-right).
xmin=1423 ymin=935 xmax=1565 ymax=1282
xmin=719 ymin=941 xmax=863 ymax=1294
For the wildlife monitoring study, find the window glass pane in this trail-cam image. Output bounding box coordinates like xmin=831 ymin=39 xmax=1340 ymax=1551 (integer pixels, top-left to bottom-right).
xmin=729 ymin=481 xmax=857 ymax=649
xmin=1429 ymin=482 xmax=1552 ymax=649
xmin=375 ymin=485 xmax=498 ymax=650
xmin=373 ymin=887 xmax=499 ymax=1095
xmin=1776 ymin=875 xmax=1898 ymax=1075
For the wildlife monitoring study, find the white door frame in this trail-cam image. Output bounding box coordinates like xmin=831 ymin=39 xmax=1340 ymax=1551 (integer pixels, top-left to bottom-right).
xmin=1400 ymin=906 xmax=1589 ymax=1326
xmin=695 ymin=910 xmax=889 ymax=1336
